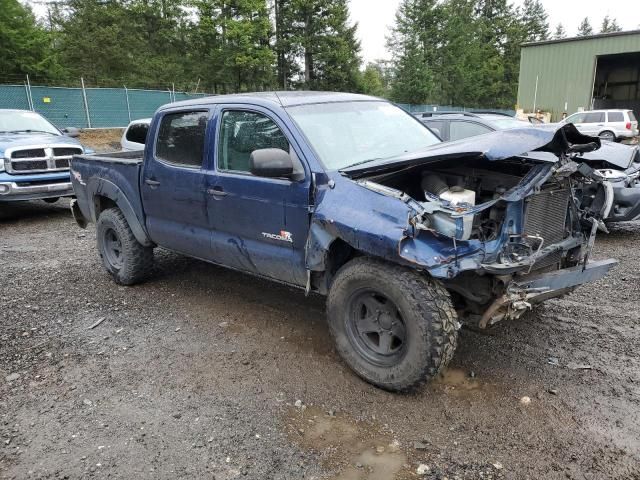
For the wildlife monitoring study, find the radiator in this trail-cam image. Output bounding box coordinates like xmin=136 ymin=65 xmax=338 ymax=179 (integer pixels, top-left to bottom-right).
xmin=524 ymin=188 xmax=570 ymax=269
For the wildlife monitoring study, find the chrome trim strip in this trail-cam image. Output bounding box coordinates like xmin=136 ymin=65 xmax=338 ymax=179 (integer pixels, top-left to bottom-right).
xmin=0 ymin=181 xmax=73 ymax=195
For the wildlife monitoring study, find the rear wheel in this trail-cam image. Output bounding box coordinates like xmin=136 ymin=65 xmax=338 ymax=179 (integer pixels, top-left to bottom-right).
xmin=43 ymin=197 xmax=59 ymax=204
xmin=599 ymin=130 xmax=616 ymax=142
xmin=327 ymin=257 xmax=458 ymax=392
xmin=96 ymin=207 xmax=153 ymax=285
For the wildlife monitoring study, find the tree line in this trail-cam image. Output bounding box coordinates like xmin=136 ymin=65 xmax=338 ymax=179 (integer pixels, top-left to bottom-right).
xmin=0 ymin=0 xmax=626 ymax=109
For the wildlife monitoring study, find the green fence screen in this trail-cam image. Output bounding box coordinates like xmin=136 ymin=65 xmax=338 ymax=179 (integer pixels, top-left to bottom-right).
xmin=0 ymin=84 xmax=208 ymax=128
xmin=0 ymin=84 xmax=516 ymax=129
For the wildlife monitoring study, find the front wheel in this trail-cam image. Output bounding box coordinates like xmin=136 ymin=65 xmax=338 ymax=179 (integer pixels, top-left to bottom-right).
xmin=96 ymin=207 xmax=153 ymax=285
xmin=326 ymin=257 xmax=458 ymax=392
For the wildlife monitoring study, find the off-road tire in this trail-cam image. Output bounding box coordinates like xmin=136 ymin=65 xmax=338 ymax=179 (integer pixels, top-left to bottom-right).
xmin=96 ymin=207 xmax=153 ymax=285
xmin=326 ymin=257 xmax=458 ymax=392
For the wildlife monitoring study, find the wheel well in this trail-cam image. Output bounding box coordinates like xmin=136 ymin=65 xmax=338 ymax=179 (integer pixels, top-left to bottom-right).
xmin=93 ymin=195 xmax=117 ymax=219
xmin=312 ymin=238 xmax=358 ymax=294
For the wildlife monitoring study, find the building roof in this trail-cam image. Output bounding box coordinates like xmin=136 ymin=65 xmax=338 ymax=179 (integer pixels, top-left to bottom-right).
xmin=523 ymin=29 xmax=640 ymax=48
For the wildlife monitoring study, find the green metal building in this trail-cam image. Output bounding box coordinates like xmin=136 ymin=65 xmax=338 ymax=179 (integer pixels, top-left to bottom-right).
xmin=517 ymin=30 xmax=640 ymax=121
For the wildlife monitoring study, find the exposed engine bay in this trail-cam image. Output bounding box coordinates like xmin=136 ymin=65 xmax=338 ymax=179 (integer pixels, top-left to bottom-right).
xmin=349 ymin=143 xmax=614 ymax=328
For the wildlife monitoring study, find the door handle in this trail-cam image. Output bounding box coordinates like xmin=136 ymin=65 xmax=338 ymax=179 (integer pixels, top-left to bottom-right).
xmin=207 ymin=187 xmax=227 ymax=197
xmin=145 ymin=178 xmax=160 ymax=187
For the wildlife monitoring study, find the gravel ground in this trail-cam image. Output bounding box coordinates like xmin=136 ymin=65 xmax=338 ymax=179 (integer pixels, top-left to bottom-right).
xmin=1 ymin=199 xmax=639 ymax=480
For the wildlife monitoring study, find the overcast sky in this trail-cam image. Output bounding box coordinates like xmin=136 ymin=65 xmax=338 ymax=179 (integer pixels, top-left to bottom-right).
xmin=350 ymin=0 xmax=640 ymax=63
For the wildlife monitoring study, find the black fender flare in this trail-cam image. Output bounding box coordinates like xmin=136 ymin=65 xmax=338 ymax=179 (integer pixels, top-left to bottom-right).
xmin=87 ymin=178 xmax=153 ymax=247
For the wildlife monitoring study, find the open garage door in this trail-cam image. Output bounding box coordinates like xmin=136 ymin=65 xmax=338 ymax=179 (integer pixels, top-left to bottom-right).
xmin=592 ymin=52 xmax=640 ymax=119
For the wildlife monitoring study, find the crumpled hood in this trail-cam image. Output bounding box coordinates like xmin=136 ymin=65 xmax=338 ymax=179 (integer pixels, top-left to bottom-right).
xmin=0 ymin=133 xmax=83 ymax=158
xmin=342 ymin=124 xmax=599 ymax=177
xmin=582 ymin=141 xmax=639 ymax=170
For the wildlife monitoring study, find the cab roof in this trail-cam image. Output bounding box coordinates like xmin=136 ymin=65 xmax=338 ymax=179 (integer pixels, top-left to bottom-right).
xmin=160 ymin=91 xmax=382 ymax=111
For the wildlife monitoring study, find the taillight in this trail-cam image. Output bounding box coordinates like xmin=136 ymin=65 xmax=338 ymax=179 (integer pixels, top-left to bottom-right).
xmin=626 ymin=122 xmax=632 ymax=130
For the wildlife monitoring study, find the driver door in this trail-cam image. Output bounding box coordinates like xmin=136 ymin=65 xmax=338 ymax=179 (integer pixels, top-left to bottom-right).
xmin=206 ymin=106 xmax=310 ymax=286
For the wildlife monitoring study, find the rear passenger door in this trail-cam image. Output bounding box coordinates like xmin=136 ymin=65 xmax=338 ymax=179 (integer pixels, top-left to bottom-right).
xmin=141 ymin=109 xmax=214 ymax=259
xmin=206 ymin=106 xmax=310 ymax=286
xmin=606 ymin=111 xmax=625 ymax=136
xmin=581 ymin=112 xmax=606 ymax=136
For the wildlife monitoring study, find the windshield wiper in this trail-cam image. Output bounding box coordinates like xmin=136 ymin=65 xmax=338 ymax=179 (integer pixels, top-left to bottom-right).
xmin=340 ymin=157 xmax=389 ymax=171
xmin=6 ymin=129 xmax=58 ymax=135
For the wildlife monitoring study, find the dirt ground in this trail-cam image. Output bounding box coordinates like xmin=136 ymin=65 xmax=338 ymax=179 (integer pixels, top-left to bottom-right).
xmin=1 ymin=199 xmax=639 ymax=480
xmin=78 ymin=129 xmax=124 ymax=153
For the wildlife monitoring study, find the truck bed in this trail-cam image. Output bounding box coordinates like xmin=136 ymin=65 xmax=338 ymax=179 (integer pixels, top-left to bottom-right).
xmin=74 ymin=149 xmax=144 ymax=164
xmin=71 ymin=150 xmax=146 ymax=229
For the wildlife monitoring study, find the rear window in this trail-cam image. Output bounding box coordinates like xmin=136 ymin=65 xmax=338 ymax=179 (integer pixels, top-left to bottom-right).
xmin=629 ymin=111 xmax=637 ymax=122
xmin=126 ymin=123 xmax=149 ymax=144
xmin=449 ymin=121 xmax=492 ymax=141
xmin=583 ymin=112 xmax=605 ymax=123
xmin=155 ymin=111 xmax=208 ymax=167
xmin=607 ymin=112 xmax=624 ymax=123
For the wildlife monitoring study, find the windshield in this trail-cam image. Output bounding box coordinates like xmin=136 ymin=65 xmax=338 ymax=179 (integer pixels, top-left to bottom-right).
xmin=487 ymin=117 xmax=531 ymax=130
xmin=0 ymin=110 xmax=60 ymax=135
xmin=286 ymin=101 xmax=440 ymax=170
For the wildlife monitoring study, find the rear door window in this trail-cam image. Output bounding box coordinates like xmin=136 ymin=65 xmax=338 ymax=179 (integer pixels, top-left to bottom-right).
xmin=629 ymin=111 xmax=637 ymax=122
xmin=583 ymin=112 xmax=605 ymax=123
xmin=126 ymin=123 xmax=149 ymax=144
xmin=155 ymin=111 xmax=208 ymax=167
xmin=449 ymin=121 xmax=492 ymax=141
xmin=607 ymin=112 xmax=624 ymax=123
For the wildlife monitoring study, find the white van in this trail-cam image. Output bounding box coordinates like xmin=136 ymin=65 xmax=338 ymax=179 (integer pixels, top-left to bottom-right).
xmin=562 ymin=109 xmax=638 ymax=142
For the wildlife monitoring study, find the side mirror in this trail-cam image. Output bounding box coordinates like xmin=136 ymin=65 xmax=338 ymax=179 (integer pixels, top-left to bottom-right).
xmin=250 ymin=148 xmax=293 ymax=178
xmin=62 ymin=127 xmax=80 ymax=138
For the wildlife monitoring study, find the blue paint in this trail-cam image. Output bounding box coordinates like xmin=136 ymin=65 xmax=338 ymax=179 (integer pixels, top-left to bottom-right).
xmin=0 ymin=109 xmax=90 ymax=202
xmin=70 ymin=92 xmax=614 ymax=291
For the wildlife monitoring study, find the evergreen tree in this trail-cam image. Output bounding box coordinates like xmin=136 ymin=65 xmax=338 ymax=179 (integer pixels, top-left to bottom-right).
xmin=191 ymin=0 xmax=275 ymax=92
xmin=0 ymin=0 xmax=59 ymax=80
xmin=519 ymin=0 xmax=549 ymax=41
xmin=387 ymin=0 xmax=442 ymax=104
xmin=54 ymin=0 xmax=146 ymax=86
xmin=553 ymin=23 xmax=567 ymax=39
xmin=577 ymin=17 xmax=593 ymax=37
xmin=277 ymin=0 xmax=361 ymax=91
xmin=600 ymin=15 xmax=622 ymax=33
xmin=359 ymin=62 xmax=390 ymax=98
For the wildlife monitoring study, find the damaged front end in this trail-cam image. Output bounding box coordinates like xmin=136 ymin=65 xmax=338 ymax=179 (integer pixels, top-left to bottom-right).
xmin=335 ymin=125 xmax=618 ymax=328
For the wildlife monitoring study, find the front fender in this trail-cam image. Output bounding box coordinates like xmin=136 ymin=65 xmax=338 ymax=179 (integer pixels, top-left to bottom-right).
xmin=305 ymin=173 xmax=472 ymax=275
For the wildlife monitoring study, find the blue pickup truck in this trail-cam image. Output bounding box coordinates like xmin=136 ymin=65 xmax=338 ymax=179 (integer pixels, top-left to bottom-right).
xmin=0 ymin=109 xmax=87 ymax=202
xmin=70 ymin=92 xmax=617 ymax=392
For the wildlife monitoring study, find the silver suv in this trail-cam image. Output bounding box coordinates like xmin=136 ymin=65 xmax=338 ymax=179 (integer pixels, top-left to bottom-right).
xmin=562 ymin=109 xmax=638 ymax=142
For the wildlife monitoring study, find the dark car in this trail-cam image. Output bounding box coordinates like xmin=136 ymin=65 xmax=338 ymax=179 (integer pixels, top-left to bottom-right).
xmin=418 ymin=111 xmax=640 ymax=225
xmin=416 ymin=111 xmax=530 ymax=141
xmin=70 ymin=92 xmax=616 ymax=392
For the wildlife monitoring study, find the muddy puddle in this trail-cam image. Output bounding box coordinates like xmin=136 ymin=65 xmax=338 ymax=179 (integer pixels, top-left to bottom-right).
xmin=284 ymin=406 xmax=411 ymax=480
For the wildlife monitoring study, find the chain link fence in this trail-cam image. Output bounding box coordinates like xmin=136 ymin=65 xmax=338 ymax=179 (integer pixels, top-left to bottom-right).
xmin=0 ymin=79 xmax=517 ymax=129
xmin=0 ymin=81 xmax=208 ymax=128
xmin=397 ymin=103 xmax=516 ymax=116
